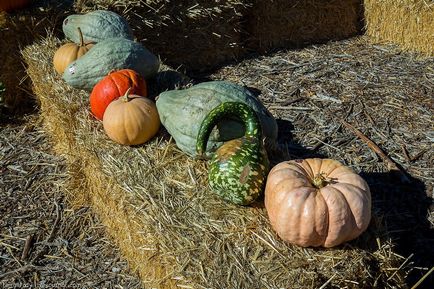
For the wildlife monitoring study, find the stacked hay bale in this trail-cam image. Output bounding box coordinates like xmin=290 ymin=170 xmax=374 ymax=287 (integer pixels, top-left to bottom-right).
xmin=23 ymin=36 xmax=407 ymax=289
xmin=1 ymin=0 xmax=365 ymax=111
xmin=73 ymin=0 xmax=250 ymax=72
xmin=246 ymin=0 xmax=363 ymax=52
xmin=73 ymin=0 xmax=363 ymax=72
xmin=364 ymin=0 xmax=434 ymax=56
xmin=0 ymin=1 xmax=69 ymax=112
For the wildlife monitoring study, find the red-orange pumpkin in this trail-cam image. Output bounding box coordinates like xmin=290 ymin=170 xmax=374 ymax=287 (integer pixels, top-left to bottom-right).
xmin=0 ymin=0 xmax=31 ymax=12
xmin=90 ymin=69 xmax=147 ymax=120
xmin=265 ymin=158 xmax=371 ymax=248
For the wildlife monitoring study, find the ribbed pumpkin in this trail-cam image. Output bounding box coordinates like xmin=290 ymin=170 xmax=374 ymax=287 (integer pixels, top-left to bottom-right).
xmin=90 ymin=69 xmax=147 ymax=120
xmin=265 ymin=158 xmax=371 ymax=248
xmin=103 ymin=89 xmax=160 ymax=145
xmin=0 ymin=0 xmax=30 ymax=12
xmin=197 ymin=102 xmax=269 ymax=205
xmin=53 ymin=28 xmax=94 ymax=74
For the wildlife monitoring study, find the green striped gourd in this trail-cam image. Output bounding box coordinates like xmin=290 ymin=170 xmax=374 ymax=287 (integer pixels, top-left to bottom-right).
xmin=63 ymin=38 xmax=159 ymax=91
xmin=156 ymin=81 xmax=278 ymax=157
xmin=63 ymin=10 xmax=133 ymax=44
xmin=197 ymin=102 xmax=269 ymax=205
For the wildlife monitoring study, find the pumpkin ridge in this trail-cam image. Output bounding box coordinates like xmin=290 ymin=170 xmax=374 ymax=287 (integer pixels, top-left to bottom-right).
xmin=111 ymin=75 xmax=125 ymax=97
xmin=123 ymin=102 xmax=137 ymax=142
xmin=329 ymin=183 xmax=371 ymax=229
xmin=298 ymin=191 xmax=320 ymax=246
xmin=290 ymin=162 xmax=314 ymax=181
xmin=332 ymin=185 xmax=363 ymax=241
xmin=326 ymin=166 xmax=355 ymax=179
xmin=313 ymin=191 xmax=329 ymax=245
xmin=331 ymin=181 xmax=369 ymax=193
xmin=320 ymin=185 xmax=357 ymax=247
xmin=318 ymin=159 xmax=341 ymax=176
xmin=299 ymin=160 xmax=316 ymax=180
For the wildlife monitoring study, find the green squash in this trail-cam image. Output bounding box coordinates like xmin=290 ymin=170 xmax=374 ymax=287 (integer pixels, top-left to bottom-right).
xmin=156 ymin=81 xmax=278 ymax=157
xmin=197 ymin=102 xmax=269 ymax=205
xmin=63 ymin=10 xmax=133 ymax=44
xmin=63 ymin=38 xmax=159 ymax=91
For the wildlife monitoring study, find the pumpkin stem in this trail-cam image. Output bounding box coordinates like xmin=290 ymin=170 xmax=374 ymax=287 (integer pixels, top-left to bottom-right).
xmin=77 ymin=27 xmax=84 ymax=46
xmin=122 ymin=87 xmax=133 ymax=102
xmin=312 ymin=173 xmax=328 ymax=189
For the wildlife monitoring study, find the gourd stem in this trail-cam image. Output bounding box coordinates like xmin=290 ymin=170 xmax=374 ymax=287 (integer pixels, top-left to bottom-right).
xmin=196 ymin=102 xmax=261 ymax=156
xmin=77 ymin=27 xmax=84 ymax=46
xmin=312 ymin=173 xmax=327 ymax=189
xmin=122 ymin=87 xmax=132 ymax=102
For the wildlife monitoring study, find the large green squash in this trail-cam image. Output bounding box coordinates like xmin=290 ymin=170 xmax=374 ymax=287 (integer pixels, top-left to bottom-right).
xmin=63 ymin=10 xmax=133 ymax=44
xmin=156 ymin=81 xmax=278 ymax=157
xmin=63 ymin=38 xmax=159 ymax=91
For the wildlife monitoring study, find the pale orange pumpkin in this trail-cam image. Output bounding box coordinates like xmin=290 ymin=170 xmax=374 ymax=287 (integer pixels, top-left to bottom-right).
xmin=53 ymin=27 xmax=94 ymax=74
xmin=264 ymin=158 xmax=371 ymax=248
xmin=103 ymin=88 xmax=160 ymax=145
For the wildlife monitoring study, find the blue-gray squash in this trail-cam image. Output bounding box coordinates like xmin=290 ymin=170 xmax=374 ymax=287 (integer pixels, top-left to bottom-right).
xmin=63 ymin=10 xmax=133 ymax=43
xmin=63 ymin=38 xmax=160 ymax=91
xmin=156 ymin=81 xmax=278 ymax=157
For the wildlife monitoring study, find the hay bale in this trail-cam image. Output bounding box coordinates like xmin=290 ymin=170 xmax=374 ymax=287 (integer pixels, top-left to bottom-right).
xmin=23 ymin=35 xmax=407 ymax=288
xmin=0 ymin=1 xmax=70 ymax=112
xmin=72 ymin=0 xmax=363 ymax=72
xmin=246 ymin=0 xmax=363 ymax=52
xmin=364 ymin=0 xmax=434 ymax=56
xmin=73 ymin=0 xmax=249 ymax=73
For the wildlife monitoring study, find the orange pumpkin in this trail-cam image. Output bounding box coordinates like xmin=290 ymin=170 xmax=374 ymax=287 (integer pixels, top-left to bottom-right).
xmin=53 ymin=28 xmax=94 ymax=74
xmin=90 ymin=69 xmax=147 ymax=120
xmin=103 ymin=88 xmax=160 ymax=145
xmin=265 ymin=158 xmax=371 ymax=248
xmin=0 ymin=0 xmax=31 ymax=12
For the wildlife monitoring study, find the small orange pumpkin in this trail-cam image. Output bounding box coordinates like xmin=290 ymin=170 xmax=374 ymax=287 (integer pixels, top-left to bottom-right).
xmin=0 ymin=0 xmax=31 ymax=12
xmin=103 ymin=88 xmax=160 ymax=145
xmin=90 ymin=69 xmax=147 ymax=120
xmin=265 ymin=158 xmax=371 ymax=248
xmin=53 ymin=27 xmax=94 ymax=74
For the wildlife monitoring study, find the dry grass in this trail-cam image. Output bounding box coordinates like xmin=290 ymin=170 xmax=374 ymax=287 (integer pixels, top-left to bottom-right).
xmin=21 ymin=34 xmax=431 ymax=288
xmin=0 ymin=115 xmax=142 ymax=287
xmin=364 ymin=0 xmax=434 ymax=56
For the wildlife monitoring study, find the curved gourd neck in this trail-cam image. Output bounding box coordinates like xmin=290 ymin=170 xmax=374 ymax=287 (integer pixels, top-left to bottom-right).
xmin=196 ymin=102 xmax=261 ymax=156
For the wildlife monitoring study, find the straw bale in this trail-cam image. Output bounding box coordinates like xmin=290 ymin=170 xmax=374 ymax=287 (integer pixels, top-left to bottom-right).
xmin=246 ymin=0 xmax=363 ymax=52
xmin=23 ymin=35 xmax=413 ymax=288
xmin=71 ymin=0 xmax=363 ymax=72
xmin=364 ymin=0 xmax=434 ymax=56
xmin=0 ymin=1 xmax=69 ymax=112
xmin=73 ymin=0 xmax=249 ymax=72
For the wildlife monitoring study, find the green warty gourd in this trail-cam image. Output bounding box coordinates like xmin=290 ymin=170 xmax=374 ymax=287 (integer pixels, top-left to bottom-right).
xmin=197 ymin=102 xmax=269 ymax=205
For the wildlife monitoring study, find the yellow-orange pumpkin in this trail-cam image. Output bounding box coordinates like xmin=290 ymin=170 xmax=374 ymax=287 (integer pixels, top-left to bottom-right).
xmin=103 ymin=89 xmax=160 ymax=145
xmin=265 ymin=158 xmax=371 ymax=248
xmin=53 ymin=28 xmax=94 ymax=74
